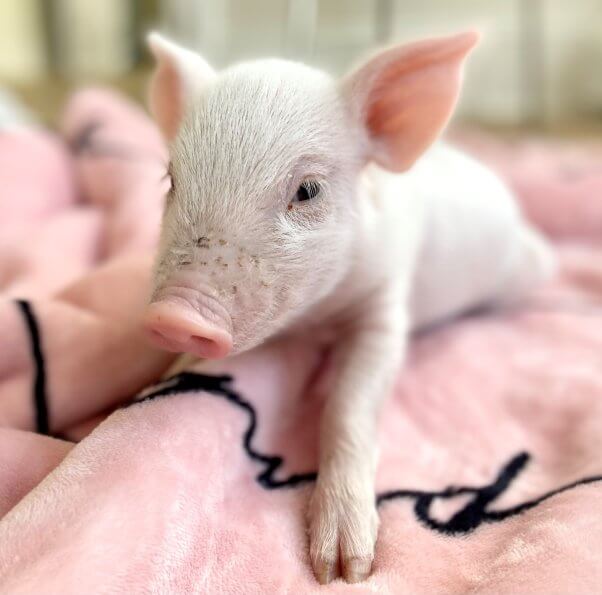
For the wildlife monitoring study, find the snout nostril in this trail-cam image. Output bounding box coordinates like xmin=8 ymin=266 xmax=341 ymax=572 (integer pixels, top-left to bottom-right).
xmin=143 ymin=301 xmax=233 ymax=360
xmin=190 ymin=335 xmax=220 ymax=354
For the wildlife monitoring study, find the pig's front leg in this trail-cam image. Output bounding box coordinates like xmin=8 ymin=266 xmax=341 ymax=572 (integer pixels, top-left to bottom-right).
xmin=308 ymin=290 xmax=407 ymax=584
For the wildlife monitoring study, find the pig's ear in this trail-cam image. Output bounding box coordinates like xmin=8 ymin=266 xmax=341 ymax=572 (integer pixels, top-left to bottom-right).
xmin=147 ymin=32 xmax=216 ymax=140
xmin=341 ymin=31 xmax=479 ymax=172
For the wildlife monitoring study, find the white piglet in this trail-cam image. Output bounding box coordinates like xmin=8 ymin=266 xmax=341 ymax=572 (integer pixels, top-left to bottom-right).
xmin=143 ymin=31 xmax=555 ymax=584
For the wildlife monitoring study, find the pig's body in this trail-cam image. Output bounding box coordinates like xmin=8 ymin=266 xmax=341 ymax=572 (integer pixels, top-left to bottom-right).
xmin=288 ymin=143 xmax=552 ymax=342
xmin=408 ymin=144 xmax=552 ymax=328
xmin=144 ymin=31 xmax=556 ymax=584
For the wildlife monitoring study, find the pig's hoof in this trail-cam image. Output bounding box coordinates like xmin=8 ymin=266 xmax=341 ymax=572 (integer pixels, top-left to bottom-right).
xmin=308 ymin=479 xmax=378 ymax=584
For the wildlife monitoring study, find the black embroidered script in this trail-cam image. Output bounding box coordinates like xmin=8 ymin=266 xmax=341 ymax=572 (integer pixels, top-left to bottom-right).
xmin=134 ymin=372 xmax=602 ymax=536
xmin=15 ymin=300 xmax=49 ymax=435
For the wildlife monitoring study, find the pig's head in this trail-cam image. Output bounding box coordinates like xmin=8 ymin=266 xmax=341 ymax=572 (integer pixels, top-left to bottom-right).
xmin=143 ymin=31 xmax=478 ymax=359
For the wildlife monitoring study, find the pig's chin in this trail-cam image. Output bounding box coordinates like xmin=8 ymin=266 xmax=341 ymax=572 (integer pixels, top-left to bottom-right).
xmin=227 ymin=289 xmax=312 ymax=356
xmin=228 ymin=309 xmax=291 ymax=356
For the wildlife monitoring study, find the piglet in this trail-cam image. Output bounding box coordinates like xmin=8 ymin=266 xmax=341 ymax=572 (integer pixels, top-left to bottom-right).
xmin=143 ymin=31 xmax=555 ymax=584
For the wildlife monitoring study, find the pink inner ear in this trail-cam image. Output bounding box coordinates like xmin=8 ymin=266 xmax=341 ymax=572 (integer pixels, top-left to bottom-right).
xmin=149 ymin=61 xmax=184 ymax=142
xmin=359 ymin=32 xmax=479 ymax=172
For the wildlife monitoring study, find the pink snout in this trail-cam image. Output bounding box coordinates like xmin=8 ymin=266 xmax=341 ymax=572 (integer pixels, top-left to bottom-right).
xmin=143 ymin=298 xmax=233 ymax=359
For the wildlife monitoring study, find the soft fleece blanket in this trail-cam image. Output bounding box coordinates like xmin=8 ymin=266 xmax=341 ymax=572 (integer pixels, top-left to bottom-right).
xmin=0 ymin=90 xmax=601 ymax=594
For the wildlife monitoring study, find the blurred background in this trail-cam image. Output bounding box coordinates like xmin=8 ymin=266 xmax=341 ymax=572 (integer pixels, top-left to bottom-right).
xmin=0 ymin=0 xmax=601 ymax=134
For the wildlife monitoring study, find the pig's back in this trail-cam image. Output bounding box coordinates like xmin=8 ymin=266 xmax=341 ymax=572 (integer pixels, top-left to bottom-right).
xmin=400 ymin=143 xmax=552 ymax=330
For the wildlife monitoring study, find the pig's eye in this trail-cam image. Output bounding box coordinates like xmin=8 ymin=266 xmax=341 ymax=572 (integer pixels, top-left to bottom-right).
xmin=292 ymin=180 xmax=321 ymax=204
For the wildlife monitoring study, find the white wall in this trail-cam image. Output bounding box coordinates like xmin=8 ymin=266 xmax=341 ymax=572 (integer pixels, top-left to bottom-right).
xmin=159 ymin=0 xmax=602 ymax=126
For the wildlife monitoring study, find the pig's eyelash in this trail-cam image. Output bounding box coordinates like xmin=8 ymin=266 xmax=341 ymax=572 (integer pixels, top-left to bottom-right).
xmin=284 ymin=166 xmax=328 ymax=191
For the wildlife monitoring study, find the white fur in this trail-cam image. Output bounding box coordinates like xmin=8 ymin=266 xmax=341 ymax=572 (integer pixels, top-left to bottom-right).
xmin=147 ymin=33 xmax=556 ymax=584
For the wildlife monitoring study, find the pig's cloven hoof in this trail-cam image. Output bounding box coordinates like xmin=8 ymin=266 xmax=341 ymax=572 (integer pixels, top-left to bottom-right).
xmin=308 ymin=478 xmax=378 ymax=584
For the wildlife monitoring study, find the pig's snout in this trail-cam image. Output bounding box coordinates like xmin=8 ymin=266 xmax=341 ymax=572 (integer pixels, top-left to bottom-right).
xmin=143 ymin=288 xmax=233 ymax=359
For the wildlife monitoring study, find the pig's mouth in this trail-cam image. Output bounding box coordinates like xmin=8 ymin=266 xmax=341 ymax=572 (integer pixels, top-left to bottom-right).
xmin=143 ymin=286 xmax=233 ymax=359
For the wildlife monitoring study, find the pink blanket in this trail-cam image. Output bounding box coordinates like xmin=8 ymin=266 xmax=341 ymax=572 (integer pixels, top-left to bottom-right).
xmin=0 ymin=91 xmax=601 ymax=593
